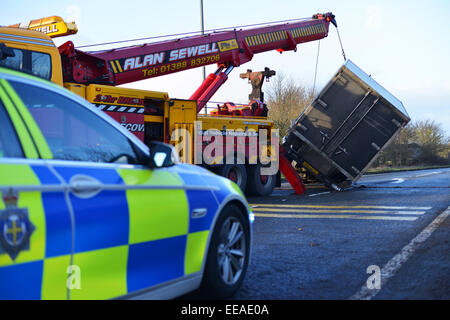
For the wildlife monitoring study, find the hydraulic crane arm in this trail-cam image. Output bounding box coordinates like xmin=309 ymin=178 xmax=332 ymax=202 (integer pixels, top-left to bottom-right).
xmin=58 ymin=13 xmax=336 ymax=93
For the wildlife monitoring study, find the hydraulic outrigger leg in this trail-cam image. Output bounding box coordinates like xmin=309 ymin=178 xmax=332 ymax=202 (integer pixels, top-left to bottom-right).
xmin=279 ymin=145 xmax=306 ymax=195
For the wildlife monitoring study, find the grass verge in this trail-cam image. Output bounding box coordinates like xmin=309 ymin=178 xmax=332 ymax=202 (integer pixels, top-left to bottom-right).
xmin=366 ymin=165 xmax=450 ymax=175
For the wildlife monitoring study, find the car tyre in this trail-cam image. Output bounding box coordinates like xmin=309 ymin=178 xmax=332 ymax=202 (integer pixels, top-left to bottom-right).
xmin=199 ymin=204 xmax=250 ymax=299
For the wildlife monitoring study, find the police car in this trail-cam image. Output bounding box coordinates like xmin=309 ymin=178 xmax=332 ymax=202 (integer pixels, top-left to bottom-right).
xmin=0 ymin=66 xmax=253 ymax=300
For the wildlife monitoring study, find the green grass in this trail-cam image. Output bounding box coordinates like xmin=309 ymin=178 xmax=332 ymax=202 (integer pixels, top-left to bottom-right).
xmin=366 ymin=165 xmax=450 ymax=175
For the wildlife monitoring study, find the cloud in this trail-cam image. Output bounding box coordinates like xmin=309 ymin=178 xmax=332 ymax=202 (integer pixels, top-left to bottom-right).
xmin=366 ymin=5 xmax=381 ymax=30
xmin=66 ymin=4 xmax=82 ymax=27
xmin=392 ymin=79 xmax=450 ymax=96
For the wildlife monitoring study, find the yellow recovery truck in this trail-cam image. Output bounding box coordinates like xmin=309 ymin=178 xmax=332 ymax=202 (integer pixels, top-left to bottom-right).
xmin=0 ymin=14 xmax=337 ymax=195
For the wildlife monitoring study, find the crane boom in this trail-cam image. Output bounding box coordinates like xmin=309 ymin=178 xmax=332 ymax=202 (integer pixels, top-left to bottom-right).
xmin=59 ymin=13 xmax=336 ymax=92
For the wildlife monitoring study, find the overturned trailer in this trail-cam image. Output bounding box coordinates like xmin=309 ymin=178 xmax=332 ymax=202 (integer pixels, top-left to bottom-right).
xmin=283 ymin=60 xmax=410 ymax=190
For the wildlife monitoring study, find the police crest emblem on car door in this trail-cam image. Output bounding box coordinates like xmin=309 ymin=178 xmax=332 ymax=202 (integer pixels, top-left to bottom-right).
xmin=0 ymin=189 xmax=35 ymax=261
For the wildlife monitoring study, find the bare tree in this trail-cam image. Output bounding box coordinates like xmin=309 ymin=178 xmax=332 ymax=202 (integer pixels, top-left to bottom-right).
xmin=377 ymin=124 xmax=415 ymax=167
xmin=372 ymin=119 xmax=449 ymax=167
xmin=409 ymin=119 xmax=447 ymax=164
xmin=410 ymin=119 xmax=445 ymax=146
xmin=266 ymin=73 xmax=314 ymax=137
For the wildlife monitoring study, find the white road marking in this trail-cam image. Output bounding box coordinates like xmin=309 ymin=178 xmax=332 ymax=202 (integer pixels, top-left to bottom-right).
xmin=349 ymin=206 xmax=450 ymax=300
xmin=415 ymin=171 xmax=439 ymax=178
xmin=391 ymin=178 xmax=405 ymax=184
xmin=308 ymin=192 xmax=331 ymax=197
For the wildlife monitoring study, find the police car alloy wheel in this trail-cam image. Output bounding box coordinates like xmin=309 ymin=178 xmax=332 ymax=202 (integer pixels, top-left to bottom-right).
xmin=217 ymin=215 xmax=246 ymax=285
xmin=200 ymin=204 xmax=250 ymax=298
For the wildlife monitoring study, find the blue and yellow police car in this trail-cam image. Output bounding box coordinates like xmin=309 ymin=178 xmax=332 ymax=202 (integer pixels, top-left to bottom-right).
xmin=0 ymin=66 xmax=253 ymax=300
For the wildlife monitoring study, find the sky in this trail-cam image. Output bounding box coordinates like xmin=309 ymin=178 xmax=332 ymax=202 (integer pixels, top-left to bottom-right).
xmin=2 ymin=0 xmax=449 ymax=135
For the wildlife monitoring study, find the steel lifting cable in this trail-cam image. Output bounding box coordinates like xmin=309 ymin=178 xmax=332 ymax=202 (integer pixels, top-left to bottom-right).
xmin=312 ymin=40 xmax=321 ymax=97
xmin=77 ymin=16 xmax=311 ymax=49
xmin=312 ymin=24 xmax=347 ymax=97
xmin=336 ymin=27 xmax=347 ymax=62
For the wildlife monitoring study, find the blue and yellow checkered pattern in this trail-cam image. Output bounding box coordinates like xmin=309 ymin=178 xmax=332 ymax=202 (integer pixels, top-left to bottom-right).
xmin=0 ymin=163 xmax=229 ymax=300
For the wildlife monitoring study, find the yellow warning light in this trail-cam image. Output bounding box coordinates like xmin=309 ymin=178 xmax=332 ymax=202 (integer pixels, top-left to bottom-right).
xmin=8 ymin=16 xmax=78 ymax=38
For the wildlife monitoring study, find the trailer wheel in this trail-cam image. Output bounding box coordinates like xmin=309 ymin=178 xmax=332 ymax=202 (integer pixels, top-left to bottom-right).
xmin=220 ymin=164 xmax=247 ymax=193
xmin=246 ymin=163 xmax=276 ymax=196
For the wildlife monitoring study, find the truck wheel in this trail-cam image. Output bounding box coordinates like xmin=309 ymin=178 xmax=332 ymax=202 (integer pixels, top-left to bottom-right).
xmin=199 ymin=204 xmax=250 ymax=298
xmin=219 ymin=164 xmax=247 ymax=193
xmin=246 ymin=163 xmax=276 ymax=196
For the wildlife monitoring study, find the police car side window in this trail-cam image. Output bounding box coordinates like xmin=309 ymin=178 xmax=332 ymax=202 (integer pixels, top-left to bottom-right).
xmin=0 ymin=102 xmax=24 ymax=158
xmin=10 ymin=81 xmax=139 ymax=164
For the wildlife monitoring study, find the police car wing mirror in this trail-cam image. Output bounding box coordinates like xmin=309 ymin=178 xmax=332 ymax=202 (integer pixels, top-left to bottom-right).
xmin=148 ymin=141 xmax=179 ymax=168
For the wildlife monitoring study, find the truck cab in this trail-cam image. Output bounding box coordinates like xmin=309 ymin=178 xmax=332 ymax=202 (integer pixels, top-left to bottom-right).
xmin=0 ymin=26 xmax=63 ymax=85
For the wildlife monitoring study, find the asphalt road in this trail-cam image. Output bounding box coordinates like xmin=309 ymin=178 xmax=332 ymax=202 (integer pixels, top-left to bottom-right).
xmin=233 ymin=168 xmax=450 ymax=300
